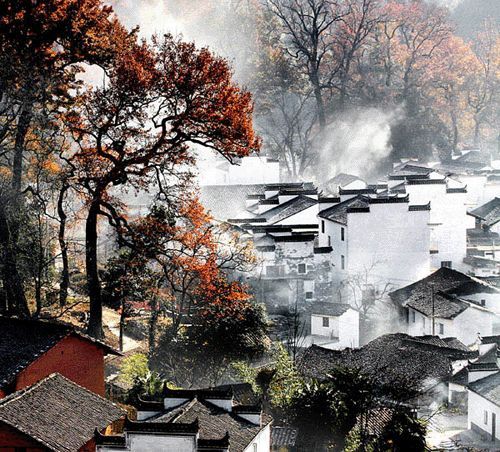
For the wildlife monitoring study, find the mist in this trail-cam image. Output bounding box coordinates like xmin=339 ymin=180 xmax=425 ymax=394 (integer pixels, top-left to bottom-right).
xmin=318 ymin=108 xmax=403 ymax=181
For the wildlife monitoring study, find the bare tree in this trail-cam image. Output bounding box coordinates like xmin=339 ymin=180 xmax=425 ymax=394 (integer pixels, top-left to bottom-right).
xmin=266 ymin=0 xmax=347 ymax=130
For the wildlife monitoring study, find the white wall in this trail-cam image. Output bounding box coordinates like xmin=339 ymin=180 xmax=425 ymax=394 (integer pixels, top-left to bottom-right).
xmin=406 ymin=308 xmax=453 ymax=337
xmin=97 ymin=433 xmax=197 ymax=452
xmin=453 ymin=308 xmax=494 ymax=346
xmin=275 ymin=204 xmax=319 ymax=226
xmin=338 ymin=308 xmax=360 ymax=348
xmin=466 ymin=292 xmax=500 ymax=314
xmin=311 ymin=314 xmax=339 ymax=337
xmin=244 ymin=424 xmax=271 ymax=452
xmin=468 ymin=389 xmax=500 ymax=441
xmin=346 ymin=202 xmax=430 ymax=287
xmin=405 ymin=183 xmax=468 ymax=272
xmin=406 ymin=306 xmax=494 ymax=346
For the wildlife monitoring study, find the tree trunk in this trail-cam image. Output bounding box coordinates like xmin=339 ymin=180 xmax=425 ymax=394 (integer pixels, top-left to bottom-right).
xmin=86 ymin=200 xmax=104 ymax=339
xmin=119 ymin=300 xmax=125 ymax=352
xmin=0 ymin=203 xmax=30 ymax=317
xmin=310 ymin=70 xmax=326 ymax=130
xmin=148 ymin=294 xmax=159 ymax=360
xmin=57 ymin=185 xmax=69 ymax=307
xmin=473 ymin=116 xmax=481 ymax=148
xmin=12 ymin=99 xmax=33 ymax=193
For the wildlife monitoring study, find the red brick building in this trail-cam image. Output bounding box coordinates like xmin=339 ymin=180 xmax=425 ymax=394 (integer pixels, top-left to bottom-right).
xmin=0 ymin=317 xmax=119 ymax=398
xmin=0 ymin=373 xmax=125 ymax=451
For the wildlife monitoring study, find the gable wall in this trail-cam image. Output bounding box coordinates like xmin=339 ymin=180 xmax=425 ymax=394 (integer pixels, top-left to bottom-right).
xmin=14 ymin=335 xmax=105 ymax=397
xmin=0 ymin=421 xmax=47 ymax=451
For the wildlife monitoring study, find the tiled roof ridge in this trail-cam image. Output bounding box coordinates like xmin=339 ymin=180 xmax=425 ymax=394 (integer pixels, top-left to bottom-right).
xmin=125 ymin=415 xmax=199 ymax=434
xmin=169 ymin=397 xmax=200 ymax=423
xmin=0 ymin=315 xmax=120 ymax=356
xmin=0 ymin=372 xmax=124 ymax=412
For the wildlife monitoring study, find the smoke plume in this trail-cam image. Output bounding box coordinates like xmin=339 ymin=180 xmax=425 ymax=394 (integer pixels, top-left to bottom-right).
xmin=318 ymin=107 xmax=403 ymax=181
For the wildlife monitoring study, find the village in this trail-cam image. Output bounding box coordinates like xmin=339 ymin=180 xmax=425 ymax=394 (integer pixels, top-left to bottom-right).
xmin=0 ymin=149 xmax=499 ymax=451
xmin=0 ymin=0 xmax=499 ymax=451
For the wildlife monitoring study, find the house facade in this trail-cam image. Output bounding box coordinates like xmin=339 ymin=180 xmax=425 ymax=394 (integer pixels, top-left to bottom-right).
xmin=468 ymin=372 xmax=500 ymax=443
xmin=308 ymin=303 xmax=359 ymax=349
xmin=318 ymin=194 xmax=431 ymax=290
xmin=0 ymin=317 xmax=119 ymax=398
xmin=96 ymin=388 xmax=272 ymax=452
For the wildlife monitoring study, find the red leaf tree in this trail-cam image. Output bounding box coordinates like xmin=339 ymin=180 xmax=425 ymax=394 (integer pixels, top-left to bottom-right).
xmin=65 ymin=34 xmax=260 ymax=338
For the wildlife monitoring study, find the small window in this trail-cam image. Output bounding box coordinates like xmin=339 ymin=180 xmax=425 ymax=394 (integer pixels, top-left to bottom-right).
xmin=305 ymin=291 xmax=313 ymax=300
xmin=439 ymin=323 xmax=444 ymax=335
xmin=412 ymin=310 xmax=416 ymax=323
xmin=481 ymin=299 xmax=486 ymax=307
xmin=341 ymin=255 xmax=345 ymax=270
xmin=328 ymin=235 xmax=331 ymax=247
xmin=484 ymin=410 xmax=488 ymax=425
xmin=253 ymin=443 xmax=257 ymax=452
xmin=341 ymin=227 xmax=345 ymax=241
xmin=423 ymin=317 xmax=426 ymax=328
xmin=323 ymin=317 xmax=330 ymax=327
xmin=321 ymin=220 xmax=325 ymax=233
xmin=441 ymin=261 xmax=452 ymax=269
xmin=298 ymin=263 xmax=306 ymax=274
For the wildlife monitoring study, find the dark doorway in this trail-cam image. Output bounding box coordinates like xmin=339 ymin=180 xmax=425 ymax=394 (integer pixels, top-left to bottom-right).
xmin=492 ymin=412 xmax=496 ymax=442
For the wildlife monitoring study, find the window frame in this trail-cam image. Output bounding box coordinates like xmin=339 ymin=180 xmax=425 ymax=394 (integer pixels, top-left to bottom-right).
xmin=298 ymin=263 xmax=307 ymax=274
xmin=322 ymin=316 xmax=330 ymax=327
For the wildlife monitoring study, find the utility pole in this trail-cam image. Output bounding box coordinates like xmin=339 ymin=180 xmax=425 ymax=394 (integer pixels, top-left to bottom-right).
xmin=430 ymin=283 xmax=435 ymax=336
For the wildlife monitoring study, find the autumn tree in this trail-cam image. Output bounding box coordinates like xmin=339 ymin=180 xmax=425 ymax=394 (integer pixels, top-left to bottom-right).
xmin=0 ymin=0 xmax=130 ymax=315
xmin=465 ymin=20 xmax=500 ymax=148
xmin=64 ymin=33 xmax=260 ymax=338
xmin=116 ymin=198 xmax=267 ymax=386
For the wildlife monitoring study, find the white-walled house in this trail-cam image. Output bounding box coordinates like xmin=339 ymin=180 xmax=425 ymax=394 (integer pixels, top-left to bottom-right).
xmin=469 ymin=197 xmax=500 ymax=236
xmin=305 ymin=303 xmax=360 ymax=349
xmin=96 ymin=388 xmax=272 ymax=452
xmin=449 ymin=342 xmax=499 ymax=406
xmin=404 ymin=177 xmax=470 ymax=272
xmin=390 ymin=266 xmax=500 ymax=310
xmin=404 ymin=292 xmax=495 ymax=346
xmin=468 ymin=372 xmax=500 ymax=443
xmin=317 ymin=194 xmax=431 ymax=289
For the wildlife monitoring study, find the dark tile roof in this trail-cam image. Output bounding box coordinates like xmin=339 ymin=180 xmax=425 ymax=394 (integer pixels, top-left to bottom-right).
xmin=442 ymin=337 xmax=470 ymax=352
xmin=155 ymin=398 xmax=270 ymax=452
xmin=271 ymin=426 xmax=298 ymax=447
xmin=323 ymin=173 xmax=365 ymax=189
xmin=210 ymin=383 xmax=260 ymax=406
xmin=450 ymin=366 xmax=468 ymax=385
xmin=0 ymin=317 xmax=118 ymax=391
xmin=404 ymin=291 xmax=470 ymax=319
xmin=469 ymin=198 xmax=500 ymax=227
xmin=408 ymin=335 xmax=469 ymax=351
xmin=257 ymin=195 xmax=317 ymax=224
xmin=273 ymin=234 xmax=316 ymax=243
xmin=297 ymin=334 xmax=474 ymax=392
xmin=310 ymin=302 xmax=353 ymax=317
xmin=469 ymin=372 xmax=500 ymax=406
xmin=200 ymin=184 xmax=267 ymax=220
xmin=318 ymin=195 xmax=369 ymax=225
xmin=314 ymin=246 xmax=333 ymax=254
xmin=356 ymin=407 xmax=395 ymax=437
xmin=0 ymin=373 xmax=125 ymax=452
xmin=481 ymin=335 xmax=500 ymax=347
xmin=389 ymin=267 xmax=499 ymax=307
xmin=124 ymin=417 xmax=199 ymax=434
